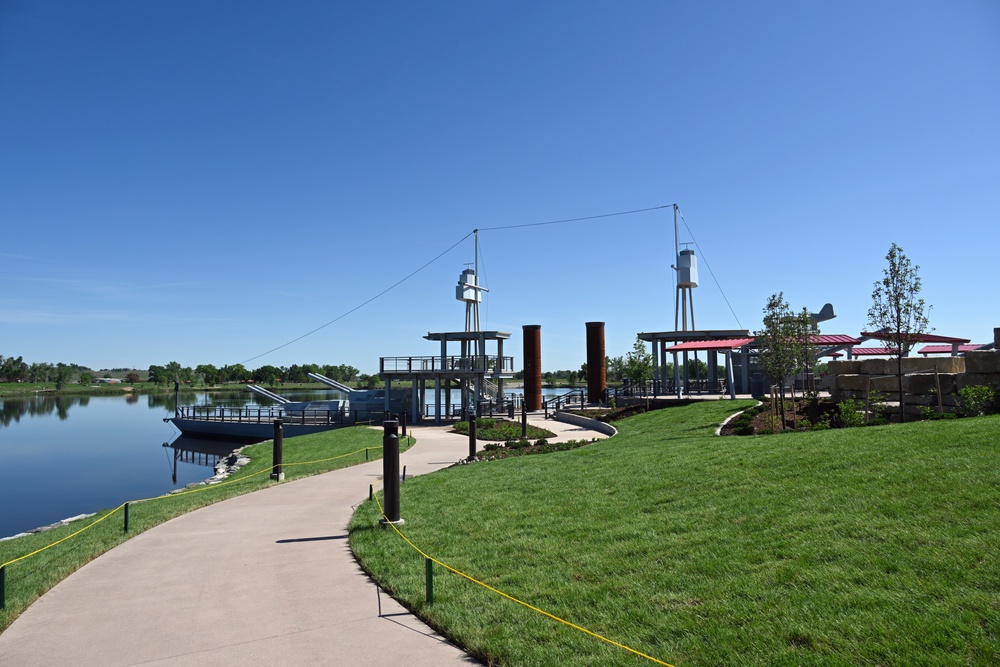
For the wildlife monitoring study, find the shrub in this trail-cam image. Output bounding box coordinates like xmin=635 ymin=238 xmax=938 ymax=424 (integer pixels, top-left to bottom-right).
xmin=958 ymin=384 xmax=997 ymax=418
xmin=837 ymin=398 xmax=867 ymax=428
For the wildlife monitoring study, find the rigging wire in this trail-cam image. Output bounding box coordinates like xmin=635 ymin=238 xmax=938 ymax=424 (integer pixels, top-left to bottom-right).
xmin=478 ymin=204 xmax=671 ymax=232
xmin=677 ymin=209 xmax=744 ymax=330
xmin=238 ymin=231 xmax=474 ymax=365
xmin=477 ymin=237 xmax=490 ymax=330
xmin=234 ymin=204 xmax=681 ymax=365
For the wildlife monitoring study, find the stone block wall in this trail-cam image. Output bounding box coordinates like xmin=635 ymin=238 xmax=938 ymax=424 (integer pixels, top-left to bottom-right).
xmin=824 ymin=351 xmax=1000 ymax=417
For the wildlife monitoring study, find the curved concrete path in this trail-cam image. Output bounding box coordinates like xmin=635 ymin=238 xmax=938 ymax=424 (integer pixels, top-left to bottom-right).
xmin=0 ymin=415 xmax=608 ymax=666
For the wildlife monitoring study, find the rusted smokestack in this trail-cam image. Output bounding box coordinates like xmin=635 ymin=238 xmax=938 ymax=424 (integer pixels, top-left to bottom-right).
xmin=586 ymin=322 xmax=606 ymax=402
xmin=523 ymin=324 xmax=542 ymax=411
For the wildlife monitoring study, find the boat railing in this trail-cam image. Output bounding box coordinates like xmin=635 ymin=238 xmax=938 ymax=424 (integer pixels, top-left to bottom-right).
xmin=174 ymin=405 xmax=387 ymax=426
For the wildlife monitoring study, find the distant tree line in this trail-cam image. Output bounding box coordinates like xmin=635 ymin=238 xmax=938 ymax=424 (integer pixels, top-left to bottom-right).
xmin=0 ymin=356 xmax=92 ymax=389
xmin=145 ymin=362 xmax=364 ymax=387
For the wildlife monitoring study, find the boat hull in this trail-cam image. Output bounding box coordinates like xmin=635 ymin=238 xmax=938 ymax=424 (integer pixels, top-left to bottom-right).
xmin=165 ymin=417 xmax=343 ymax=442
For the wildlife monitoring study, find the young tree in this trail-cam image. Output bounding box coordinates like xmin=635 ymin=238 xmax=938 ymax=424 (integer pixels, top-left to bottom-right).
xmin=624 ymin=336 xmax=653 ymax=386
xmin=755 ymin=292 xmax=799 ymax=427
xmin=867 ymin=243 xmax=931 ymax=422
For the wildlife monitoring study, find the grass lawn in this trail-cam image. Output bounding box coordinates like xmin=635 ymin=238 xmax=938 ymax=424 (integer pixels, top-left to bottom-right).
xmin=0 ymin=425 xmax=401 ymax=634
xmin=349 ymin=401 xmax=999 ymax=666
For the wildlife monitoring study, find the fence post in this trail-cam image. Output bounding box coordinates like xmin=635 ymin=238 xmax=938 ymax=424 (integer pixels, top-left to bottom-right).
xmin=381 ymin=420 xmax=402 ymax=524
xmin=271 ymin=420 xmax=284 ymax=481
xmin=468 ymin=415 xmax=477 ymax=460
xmin=425 ymin=558 xmax=434 ymax=606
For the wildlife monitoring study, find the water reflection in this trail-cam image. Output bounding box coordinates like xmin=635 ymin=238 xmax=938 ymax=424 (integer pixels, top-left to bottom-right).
xmin=0 ymin=394 xmax=78 ymax=426
xmin=163 ymin=435 xmax=242 ymax=483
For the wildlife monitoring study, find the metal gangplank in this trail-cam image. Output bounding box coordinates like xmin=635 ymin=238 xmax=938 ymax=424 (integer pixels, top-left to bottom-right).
xmin=246 ymin=384 xmax=291 ymax=404
xmin=308 ymin=372 xmax=355 ymax=394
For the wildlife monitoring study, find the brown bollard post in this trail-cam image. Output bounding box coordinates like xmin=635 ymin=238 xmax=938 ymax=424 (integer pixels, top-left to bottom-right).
xmin=400 ymin=409 xmax=407 ymax=439
xmin=521 ymin=402 xmax=527 ymax=439
xmin=271 ymin=420 xmax=284 ymax=481
xmin=468 ymin=415 xmax=477 ymax=460
xmin=381 ymin=420 xmax=402 ymax=524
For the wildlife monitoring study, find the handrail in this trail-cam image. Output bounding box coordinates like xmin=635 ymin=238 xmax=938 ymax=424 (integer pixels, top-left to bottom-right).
xmin=380 ymin=355 xmax=515 ymax=375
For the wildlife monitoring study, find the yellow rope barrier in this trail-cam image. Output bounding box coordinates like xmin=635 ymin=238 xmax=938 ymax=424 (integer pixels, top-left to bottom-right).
xmin=371 ymin=492 xmax=675 ymax=667
xmin=1 ymin=446 xmax=373 ymax=569
xmin=1 ymin=504 xmax=125 ymax=569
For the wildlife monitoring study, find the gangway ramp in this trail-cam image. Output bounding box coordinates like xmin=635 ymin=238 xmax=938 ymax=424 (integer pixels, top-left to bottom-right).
xmin=246 ymin=384 xmax=291 ymax=404
xmin=308 ymin=372 xmax=355 ymax=394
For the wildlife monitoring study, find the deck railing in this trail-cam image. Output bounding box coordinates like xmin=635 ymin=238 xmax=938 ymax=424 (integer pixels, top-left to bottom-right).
xmin=380 ymin=355 xmax=514 ymax=375
xmin=174 ymin=405 xmax=386 ymax=426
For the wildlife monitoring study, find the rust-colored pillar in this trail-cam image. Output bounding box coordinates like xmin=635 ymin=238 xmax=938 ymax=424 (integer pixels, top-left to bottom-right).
xmin=586 ymin=322 xmax=606 ymax=402
xmin=523 ymin=324 xmax=542 ymax=411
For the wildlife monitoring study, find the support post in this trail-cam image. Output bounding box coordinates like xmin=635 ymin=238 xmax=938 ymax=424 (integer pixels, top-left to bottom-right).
xmin=271 ymin=420 xmax=284 ymax=481
xmin=425 ymin=558 xmax=434 ymax=606
xmin=468 ymin=415 xmax=477 ymax=460
xmin=381 ymin=420 xmax=402 ymax=524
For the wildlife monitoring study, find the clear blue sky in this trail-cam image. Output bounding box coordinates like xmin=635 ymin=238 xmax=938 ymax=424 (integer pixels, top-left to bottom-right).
xmin=2 ymin=1 xmax=997 ymax=374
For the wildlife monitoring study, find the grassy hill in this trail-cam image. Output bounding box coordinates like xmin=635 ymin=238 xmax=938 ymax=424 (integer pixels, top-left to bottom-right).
xmin=350 ymin=401 xmax=998 ymax=666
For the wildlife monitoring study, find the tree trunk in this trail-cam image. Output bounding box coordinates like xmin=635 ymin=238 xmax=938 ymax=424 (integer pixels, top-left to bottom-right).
xmin=897 ymin=356 xmax=905 ymax=423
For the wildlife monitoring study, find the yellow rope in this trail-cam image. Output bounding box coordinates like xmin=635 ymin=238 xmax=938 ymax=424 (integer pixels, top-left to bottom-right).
xmin=371 ymin=492 xmax=675 ymax=667
xmin=2 ymin=504 xmax=125 ymax=568
xmin=2 ymin=446 xmax=372 ymax=568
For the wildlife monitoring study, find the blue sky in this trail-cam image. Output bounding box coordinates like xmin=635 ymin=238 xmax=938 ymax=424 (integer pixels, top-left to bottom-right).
xmin=1 ymin=1 xmax=997 ymax=374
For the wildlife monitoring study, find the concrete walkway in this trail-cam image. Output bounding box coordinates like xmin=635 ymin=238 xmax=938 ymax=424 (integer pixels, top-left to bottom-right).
xmin=0 ymin=415 xmax=608 ymax=666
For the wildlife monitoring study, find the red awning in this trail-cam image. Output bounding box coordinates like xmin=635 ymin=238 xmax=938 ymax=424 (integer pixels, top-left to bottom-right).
xmin=849 ymin=347 xmax=895 ymax=356
xmin=662 ymin=338 xmax=754 ymax=352
xmin=918 ymin=344 xmax=985 ymax=356
xmin=860 ymin=332 xmax=971 ymax=344
xmin=810 ymin=334 xmax=861 ymax=345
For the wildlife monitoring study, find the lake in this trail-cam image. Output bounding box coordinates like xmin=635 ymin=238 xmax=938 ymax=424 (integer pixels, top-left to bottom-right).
xmin=0 ymin=386 xmax=574 ymax=539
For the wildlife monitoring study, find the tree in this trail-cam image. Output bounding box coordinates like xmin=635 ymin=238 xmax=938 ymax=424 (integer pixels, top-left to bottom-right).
xmin=624 ymin=336 xmax=653 ymax=385
xmin=867 ymin=243 xmax=931 ymax=423
xmin=125 ymin=372 xmax=141 ymax=384
xmin=791 ymin=307 xmax=819 ymax=394
xmin=755 ymin=292 xmax=799 ymax=427
xmin=78 ymin=372 xmax=92 ymax=385
xmin=54 ymin=363 xmax=73 ymax=390
xmin=253 ymin=365 xmax=282 ymax=386
xmin=195 ymin=364 xmax=218 ymax=386
xmin=606 ymin=355 xmax=626 ymax=383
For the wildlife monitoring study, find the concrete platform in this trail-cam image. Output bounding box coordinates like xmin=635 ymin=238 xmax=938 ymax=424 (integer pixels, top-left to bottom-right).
xmin=0 ymin=416 xmax=609 ymax=666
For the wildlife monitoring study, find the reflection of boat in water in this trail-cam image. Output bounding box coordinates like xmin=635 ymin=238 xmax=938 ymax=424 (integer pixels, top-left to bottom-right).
xmin=165 ymin=374 xmax=410 ymax=442
xmin=163 ymin=435 xmax=246 ymax=483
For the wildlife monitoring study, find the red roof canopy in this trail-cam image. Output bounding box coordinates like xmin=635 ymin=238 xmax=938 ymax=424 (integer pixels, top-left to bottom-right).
xmin=662 ymin=338 xmax=754 ymax=352
xmin=811 ymin=334 xmax=861 ymax=345
xmin=918 ymin=344 xmax=985 ymax=356
xmin=860 ymin=332 xmax=971 ymax=344
xmin=850 ymin=347 xmax=895 ymax=356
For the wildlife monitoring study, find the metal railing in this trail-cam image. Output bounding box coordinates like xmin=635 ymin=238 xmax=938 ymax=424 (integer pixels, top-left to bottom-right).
xmin=379 ymin=355 xmax=515 ymax=375
xmin=174 ymin=405 xmax=386 ymax=426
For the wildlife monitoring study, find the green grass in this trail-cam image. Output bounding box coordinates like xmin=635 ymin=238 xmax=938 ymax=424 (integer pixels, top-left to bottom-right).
xmin=453 ymin=417 xmax=555 ymax=442
xmin=349 ymin=401 xmax=999 ymax=666
xmin=0 ymin=425 xmax=403 ymax=634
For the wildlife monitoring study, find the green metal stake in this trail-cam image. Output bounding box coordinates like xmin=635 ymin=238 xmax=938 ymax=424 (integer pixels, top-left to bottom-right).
xmin=402 ymin=465 xmax=406 ymax=482
xmin=124 ymin=502 xmax=130 ymax=533
xmin=365 ymin=448 xmax=369 ymax=461
xmin=369 ymin=484 xmax=373 ymax=501
xmin=1 ymin=564 xmax=6 ymax=609
xmin=425 ymin=558 xmax=433 ymax=606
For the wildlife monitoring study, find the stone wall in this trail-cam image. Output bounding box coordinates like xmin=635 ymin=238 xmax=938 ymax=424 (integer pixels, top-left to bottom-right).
xmin=824 ymin=351 xmax=1000 ymax=417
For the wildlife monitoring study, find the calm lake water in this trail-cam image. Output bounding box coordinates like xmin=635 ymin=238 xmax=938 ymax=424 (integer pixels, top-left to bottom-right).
xmin=0 ymin=386 xmax=572 ymax=539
